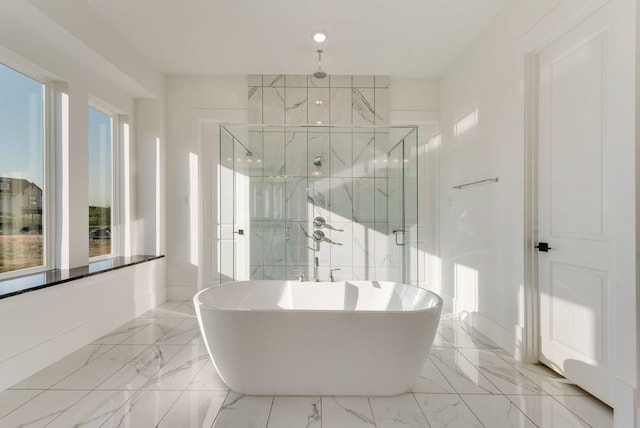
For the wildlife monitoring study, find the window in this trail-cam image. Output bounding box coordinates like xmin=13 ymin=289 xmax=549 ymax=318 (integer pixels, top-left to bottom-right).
xmin=0 ymin=63 xmax=46 ymax=275
xmin=88 ymin=107 xmax=112 ymax=258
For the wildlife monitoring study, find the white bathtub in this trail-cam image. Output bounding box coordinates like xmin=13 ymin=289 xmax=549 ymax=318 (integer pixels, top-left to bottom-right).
xmin=193 ymin=280 xmax=442 ymax=396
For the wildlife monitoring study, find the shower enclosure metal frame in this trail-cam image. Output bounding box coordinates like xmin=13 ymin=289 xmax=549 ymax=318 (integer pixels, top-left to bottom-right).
xmin=218 ymin=124 xmax=419 ymax=285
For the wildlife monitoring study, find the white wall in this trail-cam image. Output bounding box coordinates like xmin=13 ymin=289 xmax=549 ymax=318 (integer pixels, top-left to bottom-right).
xmin=0 ymin=1 xmax=166 ymax=389
xmin=390 ymin=77 xmax=439 ymax=123
xmin=439 ymin=0 xmax=638 ymax=423
xmin=0 ymin=259 xmax=166 ymax=391
xmin=165 ymin=76 xmax=248 ymax=300
xmin=135 ymin=99 xmax=164 ymax=257
xmin=637 ymin=1 xmax=640 ymax=423
xmin=439 ymin=0 xmax=563 ymax=352
xmin=25 ymin=0 xmax=163 ymax=99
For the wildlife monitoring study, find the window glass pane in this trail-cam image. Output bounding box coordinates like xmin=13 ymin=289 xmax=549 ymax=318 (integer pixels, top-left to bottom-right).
xmin=88 ymin=107 xmax=111 ymax=257
xmin=0 ymin=63 xmax=45 ymax=274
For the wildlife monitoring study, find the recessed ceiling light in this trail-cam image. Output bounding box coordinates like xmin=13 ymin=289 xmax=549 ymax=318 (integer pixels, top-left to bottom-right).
xmin=312 ymin=31 xmax=327 ymax=43
xmin=315 ymin=100 xmax=323 ymax=105
xmin=316 ymin=121 xmax=323 ymax=125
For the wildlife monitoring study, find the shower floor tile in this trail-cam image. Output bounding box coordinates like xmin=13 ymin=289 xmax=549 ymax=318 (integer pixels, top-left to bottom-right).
xmin=1 ymin=302 xmax=613 ymax=428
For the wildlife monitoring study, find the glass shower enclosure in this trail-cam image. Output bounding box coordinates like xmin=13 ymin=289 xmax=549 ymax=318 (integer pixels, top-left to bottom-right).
xmin=218 ymin=125 xmax=418 ymax=285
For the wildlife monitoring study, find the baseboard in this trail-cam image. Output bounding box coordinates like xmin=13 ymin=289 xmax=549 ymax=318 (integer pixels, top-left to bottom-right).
xmin=455 ymin=307 xmax=515 ymax=355
xmin=615 ymin=379 xmax=637 ymax=428
xmin=167 ymin=286 xmax=196 ymax=301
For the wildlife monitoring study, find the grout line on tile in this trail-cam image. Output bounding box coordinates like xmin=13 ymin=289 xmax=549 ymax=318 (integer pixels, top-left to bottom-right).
xmin=366 ymin=397 xmax=377 ymax=428
xmin=426 ymin=354 xmax=457 ymax=394
xmin=265 ymin=395 xmax=275 ymax=428
xmin=549 ymin=395 xmax=607 ymax=428
xmin=410 ymin=391 xmax=434 ymax=428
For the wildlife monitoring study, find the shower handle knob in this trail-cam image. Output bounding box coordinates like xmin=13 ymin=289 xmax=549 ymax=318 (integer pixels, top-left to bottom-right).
xmin=313 ymin=216 xmax=326 ymax=228
xmin=312 ymin=230 xmax=325 ymax=241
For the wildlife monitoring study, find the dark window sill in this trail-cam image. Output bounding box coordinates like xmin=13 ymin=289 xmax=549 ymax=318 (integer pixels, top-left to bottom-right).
xmin=0 ymin=255 xmax=165 ymax=300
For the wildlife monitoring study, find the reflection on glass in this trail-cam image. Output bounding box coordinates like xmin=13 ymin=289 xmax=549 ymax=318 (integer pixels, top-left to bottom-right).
xmin=88 ymin=107 xmax=112 ymax=258
xmin=0 ymin=63 xmax=45 ymax=274
xmin=218 ymin=125 xmax=419 ymax=285
xmin=89 ymin=259 xmax=114 ymax=273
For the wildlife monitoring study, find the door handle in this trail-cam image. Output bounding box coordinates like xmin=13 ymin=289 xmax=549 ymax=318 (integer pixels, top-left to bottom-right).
xmin=233 ymin=229 xmax=244 ymax=236
xmin=535 ymin=242 xmax=552 ymax=252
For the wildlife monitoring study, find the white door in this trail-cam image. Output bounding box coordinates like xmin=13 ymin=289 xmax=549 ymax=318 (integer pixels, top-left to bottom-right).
xmin=537 ymin=1 xmax=628 ymax=406
xmin=195 ymin=110 xmax=247 ymax=290
xmin=213 ymin=123 xmax=251 ymax=284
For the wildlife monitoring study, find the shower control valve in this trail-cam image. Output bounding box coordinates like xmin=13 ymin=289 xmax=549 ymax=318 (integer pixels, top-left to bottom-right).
xmin=313 ymin=216 xmax=326 ymax=228
xmin=312 ymin=230 xmax=325 ymax=242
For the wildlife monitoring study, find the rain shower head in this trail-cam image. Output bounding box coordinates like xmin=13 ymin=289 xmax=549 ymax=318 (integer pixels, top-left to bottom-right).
xmin=313 ymin=49 xmax=327 ymax=79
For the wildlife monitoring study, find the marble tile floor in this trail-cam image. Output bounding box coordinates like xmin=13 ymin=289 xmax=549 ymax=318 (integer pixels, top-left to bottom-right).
xmin=1 ymin=301 xmax=613 ymax=427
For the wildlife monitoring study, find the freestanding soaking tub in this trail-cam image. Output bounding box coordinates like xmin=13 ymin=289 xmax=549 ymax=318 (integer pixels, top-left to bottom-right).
xmin=193 ymin=280 xmax=442 ymax=396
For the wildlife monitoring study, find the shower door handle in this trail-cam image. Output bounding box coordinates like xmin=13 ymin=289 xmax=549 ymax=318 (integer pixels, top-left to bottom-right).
xmin=234 ymin=229 xmax=244 ymax=236
xmin=393 ymin=229 xmax=406 ymax=246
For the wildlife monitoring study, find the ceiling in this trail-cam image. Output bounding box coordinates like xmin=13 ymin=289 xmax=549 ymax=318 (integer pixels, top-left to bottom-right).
xmin=82 ymin=0 xmax=512 ymax=77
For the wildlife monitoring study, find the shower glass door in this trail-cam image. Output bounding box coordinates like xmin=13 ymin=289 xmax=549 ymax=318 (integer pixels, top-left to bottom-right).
xmin=218 ymin=125 xmax=419 ymax=285
xmin=387 ymin=128 xmax=418 ymax=284
xmin=218 ymin=127 xmax=251 ymax=282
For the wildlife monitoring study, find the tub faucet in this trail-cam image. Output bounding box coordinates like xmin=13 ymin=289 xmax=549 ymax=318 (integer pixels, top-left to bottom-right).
xmin=329 ymin=268 xmax=341 ymax=282
xmin=294 ymin=268 xmax=305 ymax=282
xmin=313 ymin=257 xmax=319 ymax=282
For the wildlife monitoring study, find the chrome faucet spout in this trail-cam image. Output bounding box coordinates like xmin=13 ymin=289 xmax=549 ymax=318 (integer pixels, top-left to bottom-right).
xmin=293 ymin=267 xmax=305 ymax=282
xmin=314 ymin=257 xmax=319 ymax=282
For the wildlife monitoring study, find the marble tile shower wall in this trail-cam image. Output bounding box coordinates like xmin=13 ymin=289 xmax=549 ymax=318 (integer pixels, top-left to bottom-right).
xmin=247 ymin=74 xmax=403 ymax=281
xmin=248 ymin=74 xmax=389 ymax=126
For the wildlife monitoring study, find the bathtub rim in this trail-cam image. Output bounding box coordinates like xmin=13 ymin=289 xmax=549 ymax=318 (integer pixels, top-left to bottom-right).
xmin=193 ymin=280 xmax=443 ymax=315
